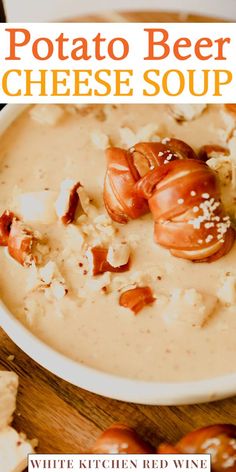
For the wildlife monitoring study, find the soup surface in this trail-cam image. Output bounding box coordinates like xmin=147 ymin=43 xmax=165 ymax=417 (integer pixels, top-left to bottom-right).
xmin=0 ymin=103 xmax=236 ymax=382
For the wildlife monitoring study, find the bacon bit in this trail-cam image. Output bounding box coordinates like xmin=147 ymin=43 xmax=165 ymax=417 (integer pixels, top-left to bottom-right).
xmin=199 ymin=144 xmax=230 ymax=162
xmin=0 ymin=211 xmax=15 ymax=246
xmin=7 ymin=219 xmax=35 ymax=267
xmin=88 ymin=246 xmax=130 ymax=276
xmin=55 ymin=180 xmax=81 ymax=225
xmin=119 ymin=286 xmax=155 ymax=314
xmin=62 ymin=182 xmax=80 ymax=224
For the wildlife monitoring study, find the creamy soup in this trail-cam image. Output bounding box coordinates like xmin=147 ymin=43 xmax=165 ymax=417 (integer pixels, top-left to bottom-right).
xmin=0 ymin=103 xmax=236 ymax=382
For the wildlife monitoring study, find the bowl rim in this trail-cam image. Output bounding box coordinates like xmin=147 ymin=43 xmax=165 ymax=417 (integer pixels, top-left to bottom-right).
xmin=1 ymin=103 xmax=236 ymax=406
xmin=5 ymin=1 xmax=236 ymax=22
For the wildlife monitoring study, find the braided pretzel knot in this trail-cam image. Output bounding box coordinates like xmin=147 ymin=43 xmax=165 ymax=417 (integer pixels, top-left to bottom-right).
xmin=104 ymin=139 xmax=235 ymax=262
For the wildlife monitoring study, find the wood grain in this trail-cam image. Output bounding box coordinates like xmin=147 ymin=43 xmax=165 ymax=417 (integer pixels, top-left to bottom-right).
xmin=0 ymin=8 xmax=234 ymax=459
xmin=0 ymin=328 xmax=235 ymax=454
xmin=0 ymin=0 xmax=6 ymax=22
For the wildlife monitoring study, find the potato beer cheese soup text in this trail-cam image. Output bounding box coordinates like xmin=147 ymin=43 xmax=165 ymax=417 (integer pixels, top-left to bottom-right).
xmin=0 ymin=103 xmax=236 ymax=382
xmin=3 ymin=29 xmax=231 ymax=98
xmin=6 ymin=28 xmax=229 ymax=61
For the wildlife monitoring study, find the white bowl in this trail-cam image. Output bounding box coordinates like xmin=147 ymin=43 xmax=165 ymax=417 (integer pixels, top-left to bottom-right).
xmin=1 ymin=104 xmax=236 ymax=405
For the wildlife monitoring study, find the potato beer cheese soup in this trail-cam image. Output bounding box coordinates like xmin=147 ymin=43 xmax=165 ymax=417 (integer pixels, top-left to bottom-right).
xmin=0 ymin=103 xmax=236 ymax=382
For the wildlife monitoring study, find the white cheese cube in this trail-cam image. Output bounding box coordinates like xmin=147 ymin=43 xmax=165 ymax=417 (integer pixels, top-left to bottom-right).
xmin=107 ymin=242 xmax=130 ymax=268
xmin=169 ymin=104 xmax=207 ymax=121
xmin=164 ymin=288 xmax=217 ymax=327
xmin=23 ymin=295 xmax=45 ymax=326
xmin=217 ymin=276 xmax=236 ymax=305
xmin=77 ymin=187 xmax=97 ymax=218
xmin=85 ymin=272 xmax=111 ymax=292
xmin=55 ymin=179 xmax=79 ymax=220
xmin=0 ymin=372 xmax=18 ymax=430
xmin=207 ymin=156 xmax=232 ymax=185
xmin=50 ymin=280 xmax=67 ymax=300
xmin=136 ymin=123 xmax=160 ymax=142
xmin=29 ymin=104 xmax=64 ymax=126
xmin=91 ymin=130 xmax=110 ymax=150
xmin=15 ymin=191 xmax=57 ymax=224
xmin=39 ymin=261 xmax=57 ymax=285
xmin=0 ymin=427 xmax=34 ymax=472
xmin=38 ymin=261 xmax=68 ymax=301
xmin=119 ymin=127 xmax=136 ymax=147
xmin=119 ymin=124 xmax=159 ymax=147
xmin=64 ymin=224 xmax=84 ymax=253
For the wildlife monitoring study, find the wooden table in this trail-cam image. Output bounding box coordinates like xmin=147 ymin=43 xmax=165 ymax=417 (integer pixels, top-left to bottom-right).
xmin=0 ymin=328 xmax=235 ymax=453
